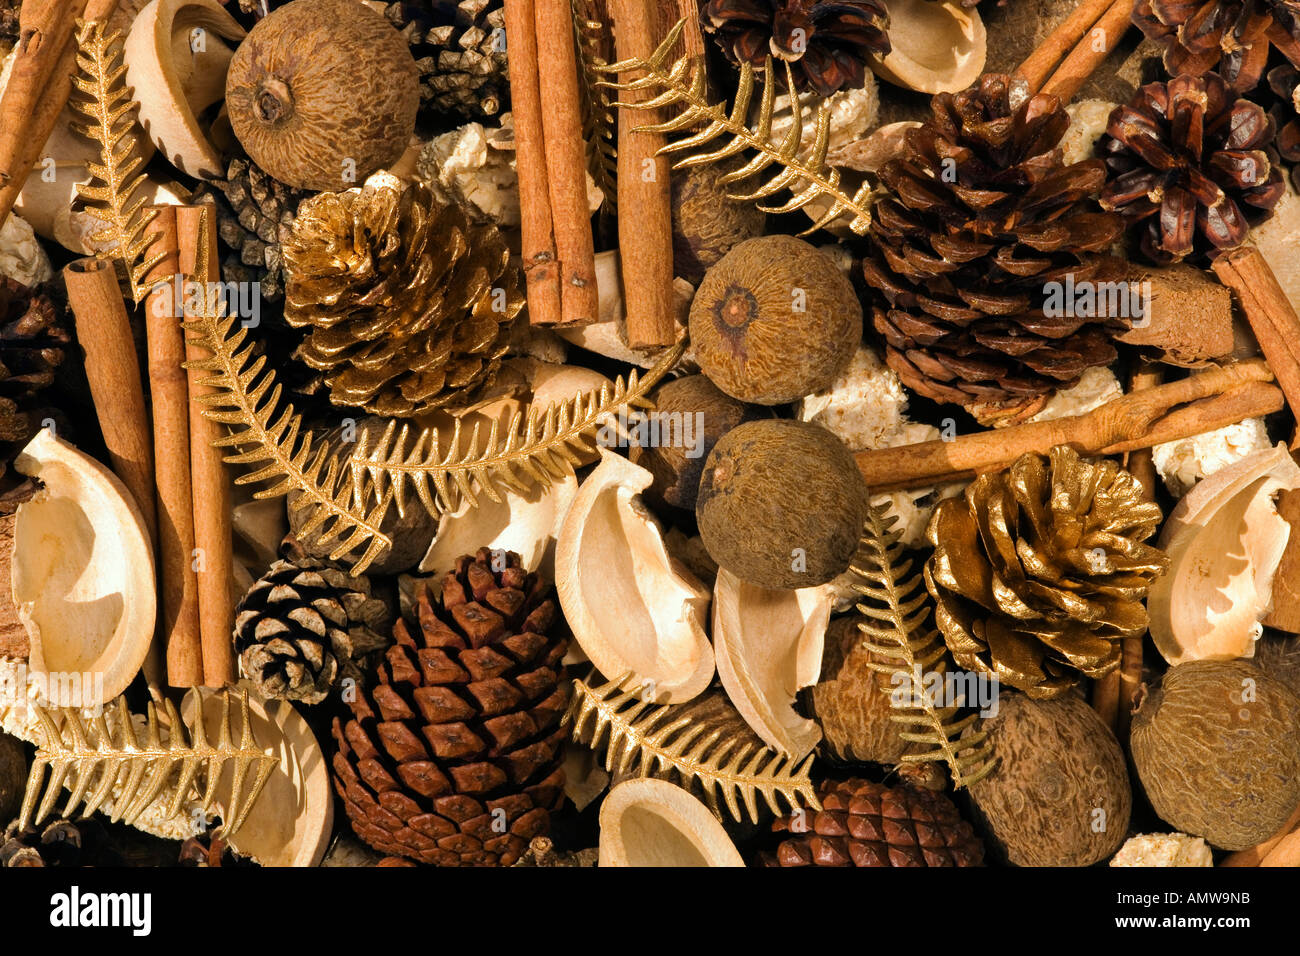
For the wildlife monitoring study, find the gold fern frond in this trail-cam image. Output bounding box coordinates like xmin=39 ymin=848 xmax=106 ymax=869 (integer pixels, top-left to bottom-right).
xmin=848 ymin=502 xmax=997 ymax=789
xmin=19 ymin=691 xmax=277 ymax=837
xmin=596 ymin=18 xmax=873 ymax=235
xmin=345 ymin=338 xmax=686 ymax=522
xmin=69 ymin=18 xmax=163 ymax=304
xmin=567 ymin=672 xmax=820 ymax=822
xmin=572 ymin=0 xmax=617 ymax=209
xmin=181 ymin=210 xmax=396 ymax=575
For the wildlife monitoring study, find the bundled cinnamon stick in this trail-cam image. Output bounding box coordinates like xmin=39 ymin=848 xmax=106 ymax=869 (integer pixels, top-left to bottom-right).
xmin=1016 ymin=0 xmax=1134 ymax=102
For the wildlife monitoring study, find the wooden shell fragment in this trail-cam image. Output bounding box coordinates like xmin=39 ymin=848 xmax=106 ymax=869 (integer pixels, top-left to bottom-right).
xmin=598 ymin=778 xmax=745 ymax=867
xmin=871 ymin=0 xmax=987 ymax=94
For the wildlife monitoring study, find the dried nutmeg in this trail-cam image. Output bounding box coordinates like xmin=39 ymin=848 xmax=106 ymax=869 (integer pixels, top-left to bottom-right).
xmin=690 ymin=235 xmax=862 ymax=405
xmin=696 ymin=419 xmax=870 ymax=589
xmin=225 ymin=0 xmax=419 ymax=190
xmin=670 ymin=162 xmax=766 ymax=285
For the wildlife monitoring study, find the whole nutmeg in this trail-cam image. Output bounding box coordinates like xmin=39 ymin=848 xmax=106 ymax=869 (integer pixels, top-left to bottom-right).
xmin=966 ymin=692 xmax=1131 ymax=867
xmin=225 ymin=0 xmax=419 ymax=191
xmin=670 ymin=163 xmax=766 ymax=285
xmin=696 ymin=419 xmax=870 ymax=589
xmin=1131 ymin=659 xmax=1300 ymax=851
xmin=630 ymin=375 xmax=767 ymax=511
xmin=689 ymin=235 xmax=861 ymax=405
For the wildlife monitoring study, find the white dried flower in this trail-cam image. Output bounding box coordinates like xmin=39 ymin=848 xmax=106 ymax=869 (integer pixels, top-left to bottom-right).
xmin=0 ymin=213 xmax=53 ymax=287
xmin=1024 ymin=366 xmax=1124 ymax=424
xmin=1152 ymin=418 xmax=1272 ymax=498
xmin=1063 ymin=99 xmax=1119 ymax=166
xmin=417 ymin=118 xmax=521 ymax=226
xmin=770 ymin=83 xmax=879 ymax=158
xmin=1110 ymin=833 xmax=1214 ymax=867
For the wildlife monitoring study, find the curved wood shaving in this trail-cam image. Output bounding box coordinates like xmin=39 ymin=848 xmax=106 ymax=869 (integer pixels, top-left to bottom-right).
xmin=567 ymin=672 xmax=819 ymax=822
xmin=597 ymin=18 xmax=874 ymax=235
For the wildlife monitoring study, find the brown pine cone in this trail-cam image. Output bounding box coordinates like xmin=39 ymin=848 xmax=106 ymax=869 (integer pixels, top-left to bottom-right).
xmin=331 ymin=549 xmax=570 ymax=866
xmin=1 ymin=279 xmax=67 ymax=479
xmin=703 ymin=0 xmax=890 ymax=96
xmin=1099 ymin=73 xmax=1285 ymax=264
xmin=0 ymin=1 xmax=18 ymax=46
xmin=234 ymin=549 xmax=393 ymax=705
xmin=1 ymin=819 xmax=94 ymax=867
xmin=1267 ymin=62 xmax=1300 ymax=189
xmin=861 ymin=74 xmax=1126 ymax=422
xmin=766 ymin=778 xmax=984 ymax=866
xmin=1134 ymin=0 xmax=1300 ymax=93
xmin=386 ymin=0 xmax=509 ymax=121
xmin=283 ymin=173 xmax=522 ymax=417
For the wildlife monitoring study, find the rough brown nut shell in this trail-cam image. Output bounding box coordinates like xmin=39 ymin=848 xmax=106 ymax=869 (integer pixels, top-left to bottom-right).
xmin=670 ymin=163 xmax=766 ymax=285
xmin=630 ymin=375 xmax=768 ymax=512
xmin=966 ymin=692 xmax=1131 ymax=867
xmin=696 ymin=419 xmax=870 ymax=589
xmin=689 ymin=235 xmax=862 ymax=405
xmin=1131 ymin=659 xmax=1300 ymax=851
xmin=225 ymin=0 xmax=419 ymax=190
xmin=0 ymin=732 xmax=25 ymax=824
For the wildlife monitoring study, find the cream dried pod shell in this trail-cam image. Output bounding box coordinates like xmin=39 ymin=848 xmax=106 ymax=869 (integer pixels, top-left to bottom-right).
xmin=1148 ymin=444 xmax=1300 ymax=665
xmin=871 ymin=0 xmax=986 ymax=94
xmin=598 ymin=778 xmax=744 ymax=867
xmin=711 ymin=568 xmax=830 ymax=760
xmin=10 ymin=429 xmax=155 ymax=708
xmin=556 ymin=450 xmax=713 ymax=703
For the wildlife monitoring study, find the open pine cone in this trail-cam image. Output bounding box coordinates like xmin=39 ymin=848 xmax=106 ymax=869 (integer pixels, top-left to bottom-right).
xmin=861 ymin=74 xmax=1126 ymax=423
xmin=283 ymin=172 xmax=522 ymax=417
xmin=386 ymin=0 xmax=509 ymax=121
xmin=702 ymin=0 xmax=890 ymax=95
xmin=1098 ymin=73 xmax=1285 ymax=264
xmin=331 ymin=549 xmax=569 ymax=866
xmin=1 ymin=279 xmax=67 ymax=480
xmin=1134 ymin=0 xmax=1300 ymax=93
xmin=925 ymin=445 xmax=1169 ymax=700
xmin=1267 ymin=62 xmax=1300 ymax=188
xmin=765 ymin=778 xmax=984 ymax=866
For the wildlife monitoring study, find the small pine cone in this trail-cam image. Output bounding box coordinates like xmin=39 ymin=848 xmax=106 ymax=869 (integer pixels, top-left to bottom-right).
xmin=235 ymin=553 xmax=393 ymax=705
xmin=331 ymin=549 xmax=570 ymax=866
xmin=1099 ymin=74 xmax=1285 ymax=263
xmin=1133 ymin=0 xmax=1300 ymax=93
xmin=766 ymin=778 xmax=984 ymax=866
xmin=386 ymin=0 xmax=510 ymax=121
xmin=1 ymin=279 xmax=68 ymax=478
xmin=1268 ymin=62 xmax=1300 ymax=190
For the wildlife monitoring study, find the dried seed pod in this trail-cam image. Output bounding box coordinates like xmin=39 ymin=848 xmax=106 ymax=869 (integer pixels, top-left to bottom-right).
xmin=689 ymin=236 xmax=862 ymax=406
xmin=225 ymin=0 xmax=419 ymax=190
xmin=696 ymin=419 xmax=871 ymax=590
xmin=670 ymin=163 xmax=766 ymax=285
xmin=1131 ymin=660 xmax=1300 ymax=851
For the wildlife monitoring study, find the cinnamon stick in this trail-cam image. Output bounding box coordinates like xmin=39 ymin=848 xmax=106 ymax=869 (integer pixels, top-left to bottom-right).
xmin=613 ymin=0 xmax=676 ymax=347
xmin=1213 ymin=246 xmax=1300 ymax=425
xmin=143 ymin=205 xmax=203 ymax=690
xmin=534 ymin=0 xmax=599 ymax=325
xmin=1040 ymin=0 xmax=1137 ymax=104
xmin=176 ymin=206 xmax=235 ymax=689
xmin=855 ymin=361 xmax=1281 ymax=490
xmin=504 ymin=0 xmax=562 ymax=328
xmin=62 ymin=257 xmax=158 ymax=548
xmin=1015 ymin=0 xmax=1115 ymax=94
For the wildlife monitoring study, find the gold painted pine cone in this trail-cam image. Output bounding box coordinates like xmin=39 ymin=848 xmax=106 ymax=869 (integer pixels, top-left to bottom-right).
xmin=283 ymin=172 xmax=522 ymax=417
xmin=924 ymin=446 xmax=1169 ymax=699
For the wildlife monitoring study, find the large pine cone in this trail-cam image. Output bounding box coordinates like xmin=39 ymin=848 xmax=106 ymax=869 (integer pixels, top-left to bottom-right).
xmin=1099 ymin=74 xmax=1284 ymax=264
xmin=234 ymin=549 xmax=393 ymax=705
xmin=284 ymin=172 xmax=521 ymax=417
xmin=703 ymin=0 xmax=890 ymax=96
xmin=1 ymin=279 xmax=67 ymax=479
xmin=861 ymin=74 xmax=1126 ymax=422
xmin=331 ymin=549 xmax=569 ymax=866
xmin=925 ymin=445 xmax=1169 ymax=700
xmin=1134 ymin=0 xmax=1300 ymax=93
xmin=386 ymin=0 xmax=510 ymax=121
xmin=765 ymin=778 xmax=984 ymax=866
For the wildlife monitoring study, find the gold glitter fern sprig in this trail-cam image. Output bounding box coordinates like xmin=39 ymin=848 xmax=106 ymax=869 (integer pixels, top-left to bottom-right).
xmin=572 ymin=0 xmax=617 ymax=209
xmin=69 ymin=18 xmax=164 ymax=304
xmin=597 ymin=18 xmax=874 ymax=235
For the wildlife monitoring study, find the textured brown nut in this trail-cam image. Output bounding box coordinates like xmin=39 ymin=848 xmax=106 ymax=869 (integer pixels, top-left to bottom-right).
xmin=966 ymin=692 xmax=1131 ymax=867
xmin=225 ymin=0 xmax=419 ymax=191
xmin=670 ymin=162 xmax=766 ymax=285
xmin=0 ymin=733 xmax=26 ymax=824
xmin=689 ymin=235 xmax=861 ymax=405
xmin=1131 ymin=659 xmax=1300 ymax=851
xmin=696 ymin=419 xmax=870 ymax=589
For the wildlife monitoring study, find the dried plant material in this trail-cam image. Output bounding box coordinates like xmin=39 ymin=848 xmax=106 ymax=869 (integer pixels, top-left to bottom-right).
xmin=927 ymin=446 xmax=1168 ymax=699
xmin=514 ymin=835 xmax=598 ymax=867
xmin=598 ymin=777 xmax=745 ymax=867
xmin=69 ymin=18 xmax=163 ymax=304
xmin=572 ymin=0 xmax=617 ymax=210
xmin=1110 ymin=833 xmax=1213 ymax=867
xmin=1148 ymin=444 xmax=1300 ymax=665
xmin=1117 ymin=265 xmax=1236 ymax=366
xmin=597 ymin=19 xmax=874 ymax=235
xmin=387 ymin=0 xmax=510 ymax=121
xmin=568 ymin=673 xmax=819 ymax=822
xmin=10 ymin=428 xmax=156 ymax=708
xmin=870 ymin=0 xmax=986 ymax=94
xmin=19 ymin=690 xmax=276 ymax=839
xmin=0 ymin=731 xmax=23 ymax=822
xmin=711 ymin=568 xmax=829 ymax=760
xmin=556 ymin=451 xmax=712 ymax=703
xmin=1150 ymin=417 xmax=1272 ymax=497
xmin=0 ymin=213 xmax=52 ymax=286
xmin=847 ymin=502 xmax=996 ymax=788
xmin=416 ymin=118 xmax=525 ymax=227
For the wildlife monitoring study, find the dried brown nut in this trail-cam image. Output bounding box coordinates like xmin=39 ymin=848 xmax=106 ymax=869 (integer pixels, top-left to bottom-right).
xmin=670 ymin=162 xmax=766 ymax=285
xmin=689 ymin=235 xmax=861 ymax=405
xmin=966 ymin=692 xmax=1131 ymax=867
xmin=225 ymin=0 xmax=419 ymax=190
xmin=0 ymin=732 xmax=25 ymax=824
xmin=1131 ymin=659 xmax=1300 ymax=851
xmin=696 ymin=419 xmax=870 ymax=589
